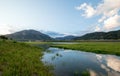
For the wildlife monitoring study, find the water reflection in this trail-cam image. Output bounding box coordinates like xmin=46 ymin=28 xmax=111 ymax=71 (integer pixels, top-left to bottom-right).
xmin=106 ymin=56 xmax=120 ymax=72
xmin=89 ymin=69 xmax=98 ymax=76
xmin=52 ymin=42 xmax=79 ymax=44
xmin=42 ymin=48 xmax=120 ymax=76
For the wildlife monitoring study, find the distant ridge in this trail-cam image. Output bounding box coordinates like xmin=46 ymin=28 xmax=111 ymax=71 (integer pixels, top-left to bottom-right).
xmin=74 ymin=30 xmax=120 ymax=40
xmin=4 ymin=29 xmax=120 ymax=41
xmin=55 ymin=35 xmax=76 ymax=40
xmin=6 ymin=29 xmax=53 ymax=41
xmin=41 ymin=31 xmax=66 ymax=38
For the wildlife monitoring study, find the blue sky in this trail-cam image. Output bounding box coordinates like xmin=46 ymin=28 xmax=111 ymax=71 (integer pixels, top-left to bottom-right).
xmin=0 ymin=0 xmax=120 ymax=35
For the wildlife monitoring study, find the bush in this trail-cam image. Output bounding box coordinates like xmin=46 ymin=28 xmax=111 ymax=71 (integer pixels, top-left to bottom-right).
xmin=0 ymin=36 xmax=8 ymax=40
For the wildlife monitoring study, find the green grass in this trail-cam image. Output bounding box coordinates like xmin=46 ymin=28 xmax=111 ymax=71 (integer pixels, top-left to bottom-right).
xmin=0 ymin=40 xmax=53 ymax=76
xmin=25 ymin=41 xmax=53 ymax=50
xmin=51 ymin=42 xmax=120 ymax=56
xmin=25 ymin=41 xmax=52 ymax=45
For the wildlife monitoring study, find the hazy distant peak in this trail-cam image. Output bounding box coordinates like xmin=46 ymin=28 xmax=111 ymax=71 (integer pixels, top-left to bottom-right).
xmin=41 ymin=31 xmax=67 ymax=38
xmin=6 ymin=29 xmax=53 ymax=41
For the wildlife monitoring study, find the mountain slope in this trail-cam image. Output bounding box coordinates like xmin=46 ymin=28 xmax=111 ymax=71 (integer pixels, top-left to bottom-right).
xmin=74 ymin=30 xmax=120 ymax=40
xmin=41 ymin=31 xmax=66 ymax=38
xmin=6 ymin=30 xmax=53 ymax=41
xmin=55 ymin=35 xmax=76 ymax=40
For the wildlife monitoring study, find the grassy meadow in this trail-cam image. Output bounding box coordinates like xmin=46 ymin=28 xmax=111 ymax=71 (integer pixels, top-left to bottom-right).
xmin=0 ymin=40 xmax=53 ymax=76
xmin=51 ymin=42 xmax=120 ymax=56
xmin=25 ymin=41 xmax=52 ymax=45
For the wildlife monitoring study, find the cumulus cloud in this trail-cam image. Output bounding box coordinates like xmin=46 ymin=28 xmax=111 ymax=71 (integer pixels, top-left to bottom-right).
xmin=97 ymin=0 xmax=120 ymax=16
xmin=103 ymin=15 xmax=120 ymax=31
xmin=0 ymin=25 xmax=12 ymax=35
xmin=76 ymin=3 xmax=96 ymax=18
xmin=94 ymin=26 xmax=101 ymax=31
xmin=76 ymin=0 xmax=120 ymax=31
xmin=98 ymin=16 xmax=106 ymax=23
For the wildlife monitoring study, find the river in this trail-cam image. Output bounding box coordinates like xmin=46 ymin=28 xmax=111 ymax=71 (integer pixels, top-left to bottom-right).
xmin=42 ymin=47 xmax=120 ymax=76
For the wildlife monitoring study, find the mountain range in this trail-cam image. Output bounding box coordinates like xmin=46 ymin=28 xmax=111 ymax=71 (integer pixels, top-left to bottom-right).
xmin=6 ymin=30 xmax=53 ymax=41
xmin=74 ymin=30 xmax=120 ymax=40
xmin=41 ymin=31 xmax=66 ymax=38
xmin=55 ymin=35 xmax=76 ymax=40
xmin=2 ymin=29 xmax=120 ymax=41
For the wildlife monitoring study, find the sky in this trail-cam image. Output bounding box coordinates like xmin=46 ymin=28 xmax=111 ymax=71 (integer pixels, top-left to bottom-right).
xmin=0 ymin=0 xmax=120 ymax=35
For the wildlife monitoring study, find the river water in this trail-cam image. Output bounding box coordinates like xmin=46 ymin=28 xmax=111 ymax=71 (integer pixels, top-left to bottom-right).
xmin=42 ymin=47 xmax=120 ymax=76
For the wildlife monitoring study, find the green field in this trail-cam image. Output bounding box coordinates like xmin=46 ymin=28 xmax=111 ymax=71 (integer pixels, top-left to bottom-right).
xmin=25 ymin=41 xmax=52 ymax=45
xmin=1 ymin=41 xmax=120 ymax=76
xmin=51 ymin=42 xmax=120 ymax=56
xmin=0 ymin=40 xmax=52 ymax=76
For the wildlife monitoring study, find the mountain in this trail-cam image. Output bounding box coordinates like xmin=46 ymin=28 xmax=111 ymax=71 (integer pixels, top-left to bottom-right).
xmin=74 ymin=30 xmax=120 ymax=40
xmin=6 ymin=30 xmax=53 ymax=41
xmin=41 ymin=31 xmax=66 ymax=38
xmin=55 ymin=35 xmax=76 ymax=41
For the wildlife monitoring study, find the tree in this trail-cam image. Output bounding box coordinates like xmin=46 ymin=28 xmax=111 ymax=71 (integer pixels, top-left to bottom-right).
xmin=0 ymin=35 xmax=8 ymax=40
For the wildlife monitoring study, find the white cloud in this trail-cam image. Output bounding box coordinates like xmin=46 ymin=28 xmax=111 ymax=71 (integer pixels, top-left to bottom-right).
xmin=103 ymin=15 xmax=120 ymax=31
xmin=0 ymin=25 xmax=11 ymax=35
xmin=76 ymin=3 xmax=96 ymax=18
xmin=94 ymin=26 xmax=101 ymax=32
xmin=97 ymin=0 xmax=120 ymax=25
xmin=76 ymin=0 xmax=120 ymax=31
xmin=76 ymin=0 xmax=120 ymax=18
xmin=96 ymin=0 xmax=120 ymax=16
xmin=98 ymin=16 xmax=106 ymax=23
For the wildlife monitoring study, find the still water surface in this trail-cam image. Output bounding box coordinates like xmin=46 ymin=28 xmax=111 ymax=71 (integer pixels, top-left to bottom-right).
xmin=42 ymin=47 xmax=120 ymax=76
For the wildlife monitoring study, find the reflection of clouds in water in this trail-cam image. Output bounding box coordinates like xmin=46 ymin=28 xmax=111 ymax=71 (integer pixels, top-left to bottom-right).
xmin=107 ymin=71 xmax=120 ymax=76
xmin=96 ymin=54 xmax=102 ymax=62
xmin=106 ymin=56 xmax=120 ymax=72
xmin=96 ymin=54 xmax=120 ymax=72
xmin=101 ymin=64 xmax=110 ymax=72
xmin=96 ymin=54 xmax=120 ymax=76
xmin=63 ymin=50 xmax=72 ymax=53
xmin=89 ymin=69 xmax=98 ymax=76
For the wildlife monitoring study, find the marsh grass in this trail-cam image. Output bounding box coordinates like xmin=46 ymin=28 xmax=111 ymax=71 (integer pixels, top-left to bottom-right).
xmin=0 ymin=40 xmax=53 ymax=76
xmin=25 ymin=41 xmax=52 ymax=51
xmin=51 ymin=42 xmax=120 ymax=56
xmin=81 ymin=70 xmax=90 ymax=76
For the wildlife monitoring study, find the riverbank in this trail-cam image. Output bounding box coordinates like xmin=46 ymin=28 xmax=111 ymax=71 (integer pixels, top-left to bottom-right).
xmin=0 ymin=40 xmax=52 ymax=76
xmin=51 ymin=42 xmax=120 ymax=56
